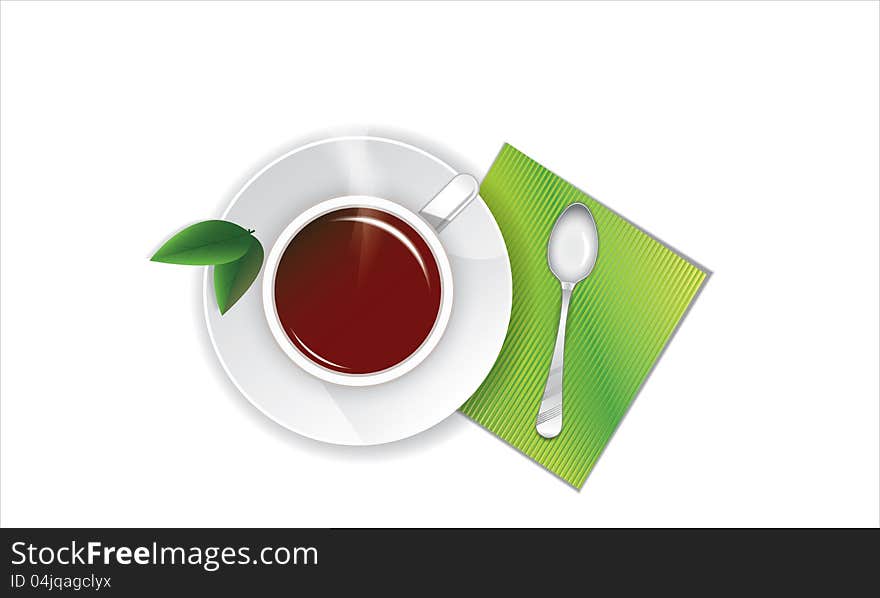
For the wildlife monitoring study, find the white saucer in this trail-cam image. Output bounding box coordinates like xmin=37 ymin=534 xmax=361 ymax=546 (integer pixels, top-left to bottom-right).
xmin=205 ymin=137 xmax=512 ymax=445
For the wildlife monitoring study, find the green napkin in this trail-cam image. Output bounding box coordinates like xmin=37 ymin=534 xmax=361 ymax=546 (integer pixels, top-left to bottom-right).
xmin=461 ymin=144 xmax=709 ymax=488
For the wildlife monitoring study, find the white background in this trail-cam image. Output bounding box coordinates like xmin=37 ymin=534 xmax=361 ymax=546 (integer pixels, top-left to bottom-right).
xmin=2 ymin=1 xmax=878 ymax=527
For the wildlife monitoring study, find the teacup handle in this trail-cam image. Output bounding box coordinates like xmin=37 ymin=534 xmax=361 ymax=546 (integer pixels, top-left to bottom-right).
xmin=418 ymin=174 xmax=479 ymax=233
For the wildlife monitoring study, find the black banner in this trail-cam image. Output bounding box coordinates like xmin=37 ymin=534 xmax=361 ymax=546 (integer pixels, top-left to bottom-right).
xmin=1 ymin=529 xmax=877 ymax=595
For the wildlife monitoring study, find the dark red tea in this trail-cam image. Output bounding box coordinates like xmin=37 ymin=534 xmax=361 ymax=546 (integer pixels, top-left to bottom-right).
xmin=274 ymin=207 xmax=442 ymax=375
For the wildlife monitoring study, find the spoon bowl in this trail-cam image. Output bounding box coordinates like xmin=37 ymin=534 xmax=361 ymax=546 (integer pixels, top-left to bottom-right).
xmin=547 ymin=203 xmax=599 ymax=285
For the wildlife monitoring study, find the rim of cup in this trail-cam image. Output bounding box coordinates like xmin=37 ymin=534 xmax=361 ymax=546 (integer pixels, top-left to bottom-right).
xmin=262 ymin=196 xmax=454 ymax=387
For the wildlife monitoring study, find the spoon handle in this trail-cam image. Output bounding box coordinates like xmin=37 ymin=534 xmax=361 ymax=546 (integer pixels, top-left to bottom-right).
xmin=535 ymin=282 xmax=574 ymax=438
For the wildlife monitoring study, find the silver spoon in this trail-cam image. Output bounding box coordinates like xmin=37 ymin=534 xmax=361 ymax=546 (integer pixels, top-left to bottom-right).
xmin=535 ymin=203 xmax=599 ymax=439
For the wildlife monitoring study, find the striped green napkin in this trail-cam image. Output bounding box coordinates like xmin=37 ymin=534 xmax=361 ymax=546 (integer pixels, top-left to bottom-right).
xmin=461 ymin=144 xmax=708 ymax=488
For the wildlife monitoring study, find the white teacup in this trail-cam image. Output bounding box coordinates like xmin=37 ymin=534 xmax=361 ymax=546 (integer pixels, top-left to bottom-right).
xmin=262 ymin=174 xmax=479 ymax=386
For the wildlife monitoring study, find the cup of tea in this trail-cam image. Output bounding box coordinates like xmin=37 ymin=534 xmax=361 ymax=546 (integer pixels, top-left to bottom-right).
xmin=262 ymin=174 xmax=479 ymax=386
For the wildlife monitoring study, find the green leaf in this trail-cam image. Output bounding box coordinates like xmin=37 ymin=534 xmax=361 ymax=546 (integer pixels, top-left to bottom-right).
xmin=213 ymin=235 xmax=264 ymax=315
xmin=152 ymin=220 xmax=253 ymax=265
